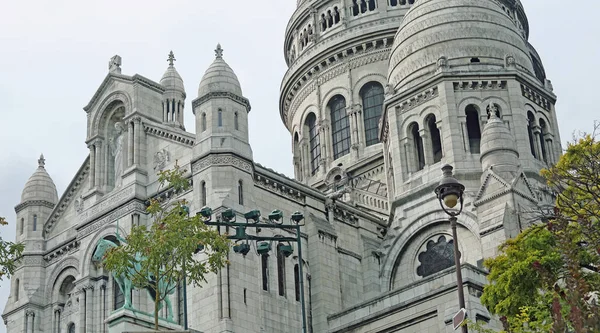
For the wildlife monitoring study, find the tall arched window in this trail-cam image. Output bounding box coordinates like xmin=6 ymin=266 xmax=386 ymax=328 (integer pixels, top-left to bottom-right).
xmin=202 ymin=113 xmax=207 ymax=132
xmin=329 ymin=95 xmax=350 ymax=159
xmin=201 ymin=181 xmax=207 ymax=207
xmin=294 ymin=264 xmax=300 ymax=302
xmin=113 ymin=278 xmax=124 ymax=310
xmin=20 ymin=218 xmax=24 ymax=235
xmin=261 ymin=254 xmax=269 ymax=291
xmin=277 ymin=244 xmax=286 ymax=296
xmin=539 ymin=118 xmax=548 ymax=163
xmin=238 ymin=180 xmax=243 ymax=205
xmin=33 ymin=215 xmax=37 ymax=231
xmin=14 ymin=279 xmax=19 ymax=301
xmin=465 ymin=105 xmax=482 ymax=154
xmin=234 ymin=112 xmax=239 ymax=130
xmin=177 ymin=283 xmax=185 ymax=324
xmin=426 ymin=115 xmax=442 ymax=163
xmin=527 ymin=112 xmax=537 ymax=158
xmin=218 ymin=109 xmax=223 ymax=127
xmin=360 ymin=82 xmax=384 ymax=146
xmin=306 ymin=113 xmax=321 ymax=175
xmin=68 ymin=323 xmax=75 ymax=333
xmin=409 ymin=123 xmax=425 ymax=171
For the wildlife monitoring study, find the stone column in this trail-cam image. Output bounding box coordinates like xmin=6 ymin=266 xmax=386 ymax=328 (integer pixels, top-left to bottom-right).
xmin=25 ymin=310 xmax=34 ymax=333
xmin=85 ymin=286 xmax=94 ymax=332
xmin=128 ymin=121 xmax=134 ymax=167
xmin=95 ymin=140 xmax=103 ymax=188
xmin=419 ymin=128 xmax=433 ymax=166
xmin=54 ymin=307 xmax=62 ymax=333
xmin=89 ymin=143 xmax=96 ymax=188
xmin=459 ymin=119 xmax=469 ymax=152
xmin=532 ymin=125 xmax=543 ymax=160
xmin=99 ymin=283 xmax=106 ymax=333
xmin=163 ymin=101 xmax=167 ymax=122
xmin=133 ymin=117 xmax=142 ymax=166
xmin=302 ymin=142 xmax=310 ymax=180
xmin=78 ymin=288 xmax=85 ymax=333
xmin=436 ymin=120 xmax=444 ymax=157
xmin=356 ymin=106 xmax=366 ymax=150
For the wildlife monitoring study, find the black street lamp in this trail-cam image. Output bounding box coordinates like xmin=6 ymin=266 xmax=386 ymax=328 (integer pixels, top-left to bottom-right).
xmin=197 ymin=207 xmax=308 ymax=333
xmin=434 ymin=164 xmax=468 ymax=333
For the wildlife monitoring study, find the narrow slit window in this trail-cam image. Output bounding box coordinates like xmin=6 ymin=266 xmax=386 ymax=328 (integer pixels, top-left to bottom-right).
xmin=465 ymin=105 xmax=482 ymax=154
xmin=261 ymin=254 xmax=269 ymax=291
xmin=234 ymin=112 xmax=239 ymax=130
xmin=218 ymin=109 xmax=223 ymax=127
xmin=294 ymin=264 xmax=300 ymax=302
xmin=277 ymin=244 xmax=286 ymax=296
xmin=33 ymin=215 xmax=37 ymax=231
xmin=238 ymin=180 xmax=243 ymax=205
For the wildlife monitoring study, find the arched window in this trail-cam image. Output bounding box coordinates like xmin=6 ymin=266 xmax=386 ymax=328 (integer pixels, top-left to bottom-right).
xmin=294 ymin=264 xmax=300 ymax=302
xmin=327 ymin=11 xmax=333 ymax=28
xmin=329 ymin=95 xmax=350 ymax=159
xmin=305 ymin=113 xmax=321 ymax=175
xmin=333 ymin=7 xmax=340 ymax=24
xmin=261 ymin=254 xmax=269 ymax=291
xmin=177 ymin=283 xmax=185 ymax=324
xmin=234 ymin=112 xmax=239 ymax=130
xmin=277 ymin=244 xmax=286 ymax=296
xmin=360 ymin=82 xmax=384 ymax=146
xmin=368 ymin=0 xmax=376 ymax=11
xmin=351 ymin=0 xmax=359 ymax=16
xmin=539 ymin=118 xmax=548 ymax=163
xmin=67 ymin=323 xmax=75 ymax=333
xmin=360 ymin=0 xmax=368 ymax=13
xmin=14 ymin=279 xmax=19 ymax=301
xmin=426 ymin=115 xmax=442 ymax=163
xmin=114 ymin=278 xmax=124 ymax=310
xmin=218 ymin=109 xmax=223 ymax=127
xmin=201 ymin=181 xmax=207 ymax=207
xmin=527 ymin=112 xmax=537 ymax=158
xmin=321 ymin=14 xmax=327 ymax=31
xmin=416 ymin=236 xmax=455 ymax=277
xmin=390 ymin=0 xmax=398 ymax=6
xmin=20 ymin=218 xmax=24 ymax=235
xmin=33 ymin=215 xmax=37 ymax=231
xmin=202 ymin=113 xmax=207 ymax=132
xmin=238 ymin=180 xmax=243 ymax=205
xmin=409 ymin=123 xmax=425 ymax=171
xmin=465 ymin=105 xmax=481 ymax=154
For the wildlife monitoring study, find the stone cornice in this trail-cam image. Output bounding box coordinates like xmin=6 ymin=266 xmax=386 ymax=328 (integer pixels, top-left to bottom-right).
xmin=43 ymin=239 xmax=80 ymax=264
xmin=192 ymin=91 xmax=251 ymax=112
xmin=143 ymin=123 xmax=195 ymax=146
xmin=14 ymin=200 xmax=55 ymax=213
xmin=43 ymin=156 xmax=90 ymax=237
xmin=192 ymin=153 xmax=254 ymax=175
xmin=77 ymin=200 xmax=147 ymax=239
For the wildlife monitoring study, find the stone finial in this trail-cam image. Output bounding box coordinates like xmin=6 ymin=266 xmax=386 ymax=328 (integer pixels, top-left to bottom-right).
xmin=215 ymin=43 xmax=224 ymax=59
xmin=109 ymin=55 xmax=122 ymax=73
xmin=38 ymin=154 xmax=45 ymax=168
xmin=167 ymin=51 xmax=176 ymax=67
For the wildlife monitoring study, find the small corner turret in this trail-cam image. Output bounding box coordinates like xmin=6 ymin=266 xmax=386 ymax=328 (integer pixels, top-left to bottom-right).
xmin=160 ymin=51 xmax=186 ymax=130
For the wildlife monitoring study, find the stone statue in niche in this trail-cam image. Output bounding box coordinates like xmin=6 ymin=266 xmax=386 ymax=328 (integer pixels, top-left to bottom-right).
xmin=153 ymin=148 xmax=170 ymax=171
xmin=109 ymin=122 xmax=125 ymax=188
xmin=109 ymin=55 xmax=122 ymax=74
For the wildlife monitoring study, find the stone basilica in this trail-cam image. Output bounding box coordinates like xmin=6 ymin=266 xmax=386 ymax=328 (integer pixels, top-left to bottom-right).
xmin=3 ymin=0 xmax=561 ymax=332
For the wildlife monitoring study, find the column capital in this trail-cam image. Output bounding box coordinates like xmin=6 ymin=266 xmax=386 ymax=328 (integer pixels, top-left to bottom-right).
xmin=132 ymin=116 xmax=142 ymax=124
xmin=25 ymin=310 xmax=35 ymax=317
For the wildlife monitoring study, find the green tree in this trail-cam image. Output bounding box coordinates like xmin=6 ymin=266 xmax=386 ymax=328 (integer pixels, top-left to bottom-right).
xmin=480 ymin=126 xmax=600 ymax=332
xmin=0 ymin=217 xmax=24 ymax=281
xmin=102 ymin=165 xmax=230 ymax=330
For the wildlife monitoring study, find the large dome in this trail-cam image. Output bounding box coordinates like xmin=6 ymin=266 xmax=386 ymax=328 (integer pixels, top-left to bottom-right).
xmin=388 ymin=0 xmax=534 ymax=93
xmin=198 ymin=44 xmax=243 ymax=97
xmin=20 ymin=154 xmax=59 ymax=204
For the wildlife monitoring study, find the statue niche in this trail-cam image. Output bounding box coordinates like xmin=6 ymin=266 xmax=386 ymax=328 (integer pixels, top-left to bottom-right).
xmin=102 ymin=104 xmax=127 ymax=191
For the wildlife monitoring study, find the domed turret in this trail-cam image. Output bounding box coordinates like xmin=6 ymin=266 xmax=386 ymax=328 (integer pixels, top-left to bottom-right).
xmin=198 ymin=44 xmax=243 ymax=97
xmin=480 ymin=103 xmax=520 ymax=177
xmin=160 ymin=51 xmax=185 ymax=93
xmin=160 ymin=51 xmax=186 ymax=129
xmin=388 ymin=0 xmax=534 ymax=93
xmin=20 ymin=154 xmax=58 ymax=204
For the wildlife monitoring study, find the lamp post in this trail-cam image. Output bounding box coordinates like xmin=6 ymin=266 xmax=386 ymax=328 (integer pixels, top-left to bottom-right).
xmin=197 ymin=207 xmax=308 ymax=333
xmin=434 ymin=164 xmax=468 ymax=333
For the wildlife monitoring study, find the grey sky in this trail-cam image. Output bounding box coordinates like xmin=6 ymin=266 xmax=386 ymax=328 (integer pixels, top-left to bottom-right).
xmin=0 ymin=0 xmax=598 ymax=330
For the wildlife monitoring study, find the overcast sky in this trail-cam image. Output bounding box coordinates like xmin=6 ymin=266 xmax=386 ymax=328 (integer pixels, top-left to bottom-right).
xmin=1 ymin=0 xmax=599 ymax=330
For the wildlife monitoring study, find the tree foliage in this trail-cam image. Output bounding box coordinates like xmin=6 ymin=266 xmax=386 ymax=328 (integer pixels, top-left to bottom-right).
xmin=0 ymin=217 xmax=24 ymax=281
xmin=480 ymin=125 xmax=600 ymax=332
xmin=102 ymin=165 xmax=230 ymax=330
